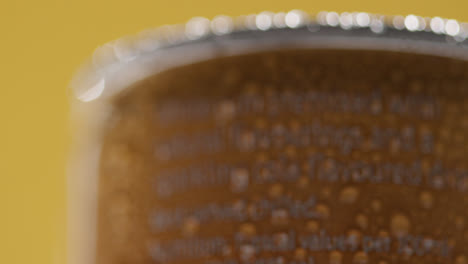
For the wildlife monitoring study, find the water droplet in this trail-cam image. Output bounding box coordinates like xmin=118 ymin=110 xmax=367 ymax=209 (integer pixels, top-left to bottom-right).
xmin=106 ymin=144 xmax=133 ymax=170
xmin=239 ymin=131 xmax=256 ymax=151
xmin=371 ymin=199 xmax=382 ymax=212
xmin=108 ymin=195 xmax=132 ymax=242
xmin=448 ymin=238 xmax=457 ymax=249
xmin=422 ymin=237 xmax=434 ymax=250
xmin=353 ymin=251 xmax=368 ymax=264
xmin=230 ymin=168 xmax=249 ymax=193
xmin=323 ymin=158 xmax=336 ymax=171
xmin=232 ymin=199 xmax=245 ymax=211
xmin=306 ymin=220 xmax=320 ymax=233
xmin=370 ymin=100 xmax=382 ymax=114
xmin=434 ymin=142 xmax=445 ymax=156
xmin=372 ymin=153 xmax=382 ymax=163
xmin=259 ymin=167 xmax=272 ymax=182
xmin=240 ymin=244 xmax=256 ymax=262
xmin=456 ymin=255 xmax=467 ymax=264
xmin=109 ymin=195 xmax=131 ymax=216
xmin=339 ymin=186 xmax=359 ymax=204
xmin=421 ymin=160 xmax=431 ymax=174
xmin=455 ymin=216 xmax=465 ymax=230
xmin=216 ymin=100 xmax=236 ymax=120
xmin=273 ymin=232 xmax=290 ymax=248
xmin=321 ymin=187 xmax=332 ymax=199
xmin=247 ymin=204 xmax=258 ymax=218
xmin=389 ymin=138 xmax=401 ymax=154
xmin=256 ymin=152 xmax=268 ymax=162
xmin=274 ymin=257 xmax=286 ymax=264
xmin=269 ymin=183 xmax=284 ymax=198
xmin=222 ymin=245 xmax=233 ymax=257
xmin=315 ymin=204 xmax=330 ymax=219
xmin=182 ymin=216 xmax=199 ymax=236
xmin=271 ymin=209 xmax=289 ymax=225
xmin=378 ymin=230 xmax=390 ymax=238
xmin=409 ymin=80 xmax=423 ymax=92
xmin=329 ymin=251 xmax=343 ymax=264
xmin=294 ymin=248 xmax=307 ymax=260
xmin=285 ymin=145 xmax=297 ymax=158
xmin=302 ymin=161 xmax=311 ymax=172
xmin=356 ymin=213 xmax=369 ymax=229
xmin=347 ymin=229 xmax=362 ymax=248
xmin=420 ymin=191 xmax=434 ymax=209
xmin=297 ymin=176 xmax=309 ymax=189
xmin=390 ymin=213 xmax=410 ymax=237
xmin=239 ymin=223 xmax=256 ymax=236
xmin=377 ymin=216 xmax=385 ymax=226
xmin=401 ymin=245 xmax=413 ymax=258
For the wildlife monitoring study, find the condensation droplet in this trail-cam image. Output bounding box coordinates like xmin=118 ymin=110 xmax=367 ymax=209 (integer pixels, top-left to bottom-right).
xmin=105 ymin=143 xmax=133 ymax=171
xmin=230 ymin=168 xmax=249 ymax=193
xmin=323 ymin=158 xmax=336 ymax=171
xmin=216 ymin=100 xmax=236 ymax=121
xmin=273 ymin=232 xmax=290 ymax=248
xmin=239 ymin=131 xmax=256 ymax=151
xmin=109 ymin=195 xmax=131 ymax=217
xmin=378 ymin=230 xmax=390 ymax=239
xmin=420 ymin=191 xmax=434 ymax=209
xmin=315 ymin=204 xmax=330 ymax=219
xmin=401 ymin=245 xmax=413 ymax=258
xmin=155 ymin=144 xmax=171 ymax=162
xmin=329 ymin=250 xmax=343 ymax=264
xmin=239 ymin=223 xmax=256 ymax=236
xmin=353 ymin=251 xmax=369 ymax=264
xmin=269 ymin=183 xmax=284 ymax=198
xmin=455 ymin=216 xmax=465 ymax=230
xmin=370 ymin=99 xmax=382 ymax=115
xmin=339 ymin=186 xmax=360 ymax=204
xmin=240 ymin=244 xmax=256 ymax=262
xmin=108 ymin=194 xmax=132 ymax=243
xmin=182 ymin=216 xmax=200 ymax=236
xmin=448 ymin=238 xmax=457 ymax=249
xmin=274 ymin=257 xmax=286 ymax=264
xmin=347 ymin=229 xmax=362 ymax=248
xmin=434 ymin=142 xmax=445 ymax=156
xmin=389 ymin=138 xmax=401 ymax=154
xmin=285 ymin=145 xmax=297 ymax=158
xmin=456 ymin=255 xmax=467 ymax=264
xmin=247 ymin=204 xmax=258 ymax=218
xmin=222 ymin=245 xmax=232 ymax=257
xmin=232 ymin=199 xmax=245 ymax=213
xmin=421 ymin=160 xmax=432 ymax=174
xmin=371 ymin=199 xmax=382 ymax=212
xmin=297 ymin=176 xmax=309 ymax=189
xmin=271 ymin=209 xmax=290 ymax=225
xmin=390 ymin=213 xmax=411 ymax=237
xmin=255 ymin=118 xmax=268 ymax=129
xmin=306 ymin=220 xmax=320 ymax=233
xmin=294 ymin=248 xmax=307 ymax=260
xmin=422 ymin=237 xmax=434 ymax=250
xmin=356 ymin=213 xmax=369 ymax=229
xmin=321 ymin=187 xmax=332 ymax=199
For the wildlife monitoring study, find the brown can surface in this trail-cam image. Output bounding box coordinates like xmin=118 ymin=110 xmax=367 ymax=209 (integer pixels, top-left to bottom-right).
xmin=96 ymin=49 xmax=468 ymax=264
xmin=69 ymin=13 xmax=468 ymax=264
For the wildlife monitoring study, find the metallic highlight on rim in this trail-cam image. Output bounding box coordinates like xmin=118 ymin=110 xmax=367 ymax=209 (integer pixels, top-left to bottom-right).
xmin=97 ymin=10 xmax=468 ymax=64
xmin=72 ymin=11 xmax=468 ymax=102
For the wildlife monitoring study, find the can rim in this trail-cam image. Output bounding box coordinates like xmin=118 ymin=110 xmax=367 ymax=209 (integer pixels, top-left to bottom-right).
xmin=70 ymin=11 xmax=468 ymax=103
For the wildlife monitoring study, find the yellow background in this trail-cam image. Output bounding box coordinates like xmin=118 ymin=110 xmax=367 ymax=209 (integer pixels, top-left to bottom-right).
xmin=1 ymin=0 xmax=467 ymax=263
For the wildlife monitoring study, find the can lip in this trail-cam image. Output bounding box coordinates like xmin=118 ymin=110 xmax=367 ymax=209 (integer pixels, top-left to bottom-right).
xmin=70 ymin=10 xmax=468 ymax=103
